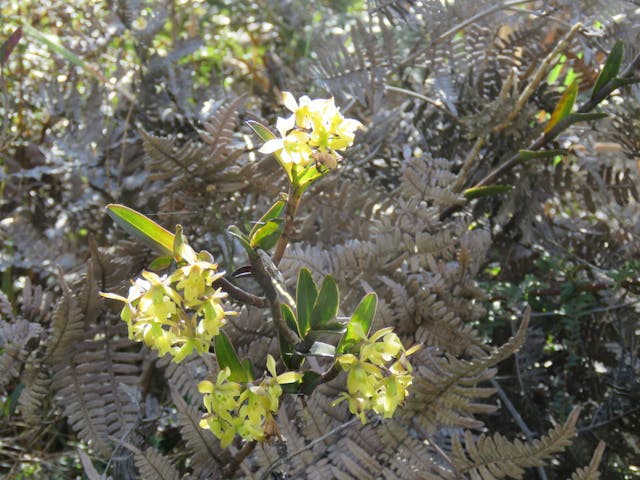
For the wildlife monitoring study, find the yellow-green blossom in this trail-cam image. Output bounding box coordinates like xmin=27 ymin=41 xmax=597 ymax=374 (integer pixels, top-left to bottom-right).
xmin=258 ymin=91 xmax=362 ymax=176
xmin=198 ymin=356 xmax=289 ymax=447
xmin=101 ymin=259 xmax=233 ymax=363
xmin=333 ymin=328 xmax=418 ymax=423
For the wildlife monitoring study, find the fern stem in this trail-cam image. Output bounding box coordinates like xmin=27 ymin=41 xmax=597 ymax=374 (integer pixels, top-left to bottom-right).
xmin=272 ymin=185 xmax=303 ymax=266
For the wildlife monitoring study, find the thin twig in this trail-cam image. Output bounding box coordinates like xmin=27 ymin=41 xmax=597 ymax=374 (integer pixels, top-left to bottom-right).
xmin=224 ymin=440 xmax=257 ymax=478
xmin=384 ymin=84 xmax=462 ymax=123
xmin=490 ymin=377 xmax=548 ymax=480
xmin=260 ymin=418 xmax=360 ymax=480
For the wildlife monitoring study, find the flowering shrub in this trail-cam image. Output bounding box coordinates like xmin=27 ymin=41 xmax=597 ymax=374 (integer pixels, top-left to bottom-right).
xmin=103 ymin=91 xmax=415 ymax=448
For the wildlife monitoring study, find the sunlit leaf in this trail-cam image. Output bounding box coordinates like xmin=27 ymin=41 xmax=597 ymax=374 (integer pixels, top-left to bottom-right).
xmin=463 ymin=185 xmax=512 ymax=200
xmin=249 ymin=200 xmax=285 ymax=239
xmin=106 ymin=204 xmax=174 ymax=256
xmin=296 ymin=268 xmax=317 ymax=336
xmin=338 ymin=293 xmax=377 ymax=354
xmin=308 ymin=341 xmax=336 ymax=357
xmin=545 ymin=80 xmax=578 ymax=134
xmin=246 ymin=120 xmax=276 ymax=142
xmin=309 ymin=275 xmax=339 ymax=330
xmin=214 ymin=331 xmax=247 ymax=383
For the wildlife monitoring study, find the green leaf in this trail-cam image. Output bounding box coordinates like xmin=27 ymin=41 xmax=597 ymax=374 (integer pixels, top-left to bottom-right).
xmin=300 ymin=371 xmax=323 ymax=395
xmin=249 ymin=220 xmax=283 ymax=250
xmin=338 ymin=293 xmax=377 ymax=354
xmin=281 ymin=303 xmax=299 ymax=336
xmin=296 ymin=268 xmax=317 ymax=336
xmin=545 ymin=80 xmax=578 ymax=134
xmin=463 ymin=185 xmax=512 ymax=200
xmin=241 ymin=359 xmax=255 ymax=382
xmin=249 ymin=200 xmax=285 ymax=239
xmin=214 ymin=332 xmax=247 ymax=383
xmin=279 ymin=304 xmax=303 ymax=369
xmin=518 ymin=149 xmax=566 ymax=161
xmin=309 ymin=275 xmax=339 ymax=331
xmin=591 ymin=41 xmax=624 ymax=101
xmin=246 ymin=120 xmax=276 ymax=142
xmin=308 ymin=341 xmax=336 ymax=358
xmin=106 ymin=204 xmax=174 ymax=256
xmin=147 ymin=256 xmax=173 ymax=271
xmin=565 ymin=112 xmax=609 ymax=123
xmin=227 ymin=225 xmax=256 ymax=260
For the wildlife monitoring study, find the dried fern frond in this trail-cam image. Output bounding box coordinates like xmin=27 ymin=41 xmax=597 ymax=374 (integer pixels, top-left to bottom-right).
xmin=43 ymin=273 xmax=84 ymax=365
xmin=133 ymin=446 xmax=181 ymax=480
xmin=0 ymin=318 xmax=43 ymax=388
xmin=570 ymin=441 xmax=605 ymax=480
xmin=51 ymin=326 xmax=143 ymax=457
xmin=406 ymin=309 xmax=530 ymax=431
xmin=17 ymin=361 xmax=51 ymax=424
xmin=451 ymin=406 xmax=581 ymax=479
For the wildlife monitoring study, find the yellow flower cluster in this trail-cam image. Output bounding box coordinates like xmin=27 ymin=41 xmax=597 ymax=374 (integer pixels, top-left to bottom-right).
xmin=198 ymin=356 xmax=285 ymax=447
xmin=333 ymin=327 xmax=418 ymax=423
xmin=102 ymin=258 xmax=232 ymax=363
xmin=259 ymin=91 xmax=362 ymax=169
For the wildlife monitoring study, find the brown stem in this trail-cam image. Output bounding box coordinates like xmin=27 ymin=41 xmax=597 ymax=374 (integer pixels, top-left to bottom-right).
xmin=272 ymin=185 xmax=302 ymax=266
xmin=213 ymin=276 xmax=268 ymax=308
xmin=223 ymin=440 xmax=257 ymax=478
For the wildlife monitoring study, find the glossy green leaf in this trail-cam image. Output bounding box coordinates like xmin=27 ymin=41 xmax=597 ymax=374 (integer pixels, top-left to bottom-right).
xmin=249 ymin=200 xmax=285 ymax=238
xmin=227 ymin=225 xmax=256 ymax=260
xmin=545 ymin=80 xmax=578 ymax=134
xmin=279 ymin=304 xmax=303 ymax=369
xmin=246 ymin=120 xmax=276 ymax=142
xmin=147 ymin=256 xmax=173 ymax=271
xmin=249 ymin=220 xmax=283 ymax=250
xmin=463 ymin=185 xmax=512 ymax=200
xmin=281 ymin=303 xmax=299 ymax=336
xmin=300 ymin=371 xmax=323 ymax=395
xmin=518 ymin=149 xmax=566 ymax=161
xmin=296 ymin=268 xmax=317 ymax=336
xmin=338 ymin=293 xmax=377 ymax=354
xmin=308 ymin=341 xmax=336 ymax=357
xmin=591 ymin=41 xmax=623 ymax=101
xmin=309 ymin=275 xmax=339 ymax=330
xmin=106 ymin=204 xmax=174 ymax=256
xmin=214 ymin=331 xmax=247 ymax=383
xmin=241 ymin=359 xmax=255 ymax=382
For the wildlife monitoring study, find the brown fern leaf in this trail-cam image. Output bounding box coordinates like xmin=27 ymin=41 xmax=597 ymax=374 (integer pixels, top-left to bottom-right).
xmin=51 ymin=325 xmax=143 ymax=457
xmin=43 ymin=272 xmax=85 ymax=365
xmin=570 ymin=441 xmax=605 ymax=480
xmin=17 ymin=361 xmax=51 ymax=424
xmin=406 ymin=309 xmax=530 ymax=432
xmin=451 ymin=407 xmax=581 ymax=479
xmin=0 ymin=318 xmax=43 ymax=388
xmin=134 ymin=446 xmax=181 ymax=480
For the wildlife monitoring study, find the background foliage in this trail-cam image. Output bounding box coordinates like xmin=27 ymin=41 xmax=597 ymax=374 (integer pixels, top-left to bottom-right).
xmin=1 ymin=0 xmax=639 ymax=478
